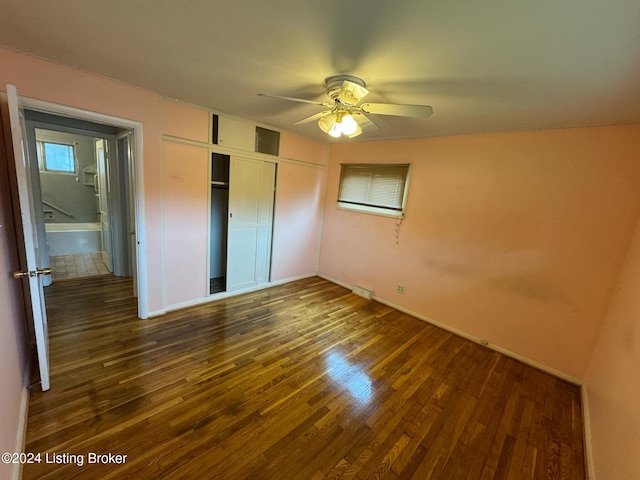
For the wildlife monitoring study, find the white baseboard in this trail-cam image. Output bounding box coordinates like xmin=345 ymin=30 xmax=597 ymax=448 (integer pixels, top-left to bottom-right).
xmin=148 ymin=309 xmax=167 ymax=318
xmin=14 ymin=364 xmax=31 ymax=480
xmin=269 ymin=272 xmax=318 ymax=287
xmin=150 ymin=272 xmax=595 ymax=476
xmin=317 ymin=274 xmax=352 ymax=291
xmin=581 ymin=385 xmax=596 ymax=479
xmin=161 ymin=273 xmax=318 ymax=314
xmin=317 ymin=274 xmax=583 ymax=386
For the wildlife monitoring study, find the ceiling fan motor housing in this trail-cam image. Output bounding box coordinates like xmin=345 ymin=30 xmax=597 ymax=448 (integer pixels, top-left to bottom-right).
xmin=325 ymin=74 xmax=367 ymax=101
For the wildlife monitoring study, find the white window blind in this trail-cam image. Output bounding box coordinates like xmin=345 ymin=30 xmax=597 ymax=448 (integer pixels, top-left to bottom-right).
xmin=338 ymin=164 xmax=410 ymax=216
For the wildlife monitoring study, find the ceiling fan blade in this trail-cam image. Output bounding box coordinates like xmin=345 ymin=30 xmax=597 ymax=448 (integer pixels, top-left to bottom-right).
xmin=293 ymin=110 xmax=332 ymax=125
xmin=257 ymin=93 xmax=333 ymax=108
xmin=352 ymin=112 xmax=379 ymax=132
xmin=337 ymin=80 xmax=369 ymax=106
xmin=359 ymin=103 xmax=433 ymax=118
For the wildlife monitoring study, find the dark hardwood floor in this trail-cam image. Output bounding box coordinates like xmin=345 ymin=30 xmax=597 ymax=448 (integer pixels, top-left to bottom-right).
xmin=23 ymin=275 xmax=586 ymax=479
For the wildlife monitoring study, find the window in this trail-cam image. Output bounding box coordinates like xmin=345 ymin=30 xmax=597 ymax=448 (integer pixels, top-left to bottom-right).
xmin=338 ymin=163 xmax=410 ymax=218
xmin=36 ymin=141 xmax=76 ymax=173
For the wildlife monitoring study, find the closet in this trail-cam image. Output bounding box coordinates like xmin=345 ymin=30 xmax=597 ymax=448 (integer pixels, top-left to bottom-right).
xmin=209 ymin=153 xmax=276 ymax=295
xmin=161 ymin=101 xmax=281 ymax=303
xmin=209 ymin=153 xmax=230 ymax=294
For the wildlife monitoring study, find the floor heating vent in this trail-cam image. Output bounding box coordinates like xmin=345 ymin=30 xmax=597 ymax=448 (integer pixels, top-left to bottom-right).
xmin=352 ymin=285 xmax=373 ymax=300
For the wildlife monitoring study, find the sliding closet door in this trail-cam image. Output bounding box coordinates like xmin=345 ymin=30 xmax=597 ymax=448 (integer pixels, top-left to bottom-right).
xmin=227 ymin=157 xmax=275 ymax=292
xmin=256 ymin=161 xmax=276 ymax=283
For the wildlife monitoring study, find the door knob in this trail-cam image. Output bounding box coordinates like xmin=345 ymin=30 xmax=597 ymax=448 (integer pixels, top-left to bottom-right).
xmin=13 ymin=268 xmax=52 ymax=279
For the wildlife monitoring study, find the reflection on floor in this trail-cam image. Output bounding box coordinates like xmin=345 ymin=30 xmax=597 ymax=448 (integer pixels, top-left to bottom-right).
xmin=50 ymin=252 xmax=109 ymax=280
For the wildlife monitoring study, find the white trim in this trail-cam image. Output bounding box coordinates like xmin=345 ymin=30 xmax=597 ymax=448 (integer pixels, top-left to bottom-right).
xmin=151 ymin=273 xmax=315 ymax=317
xmin=161 ymin=94 xmax=287 ymax=136
xmin=161 ymin=273 xmax=317 ymax=314
xmin=161 ymin=134 xmax=327 ymax=170
xmin=158 ymin=137 xmax=167 ymax=312
xmin=17 ymin=96 xmax=150 ymax=319
xmin=208 ymin=106 xmax=213 ymax=148
xmin=269 ymin=272 xmax=317 ymax=286
xmin=317 ymin=273 xmax=583 ymax=386
xmin=147 ymin=309 xmax=167 ymax=318
xmin=314 ymin=164 xmax=329 ymax=273
xmin=13 ymin=363 xmax=31 ymax=480
xmin=337 ymin=201 xmax=404 ymax=219
xmin=581 ymin=386 xmax=596 ymax=479
xmin=132 ymin=131 xmax=147 ymax=317
xmin=205 ymin=149 xmax=213 ymax=297
xmin=269 ymin=162 xmax=279 ymax=284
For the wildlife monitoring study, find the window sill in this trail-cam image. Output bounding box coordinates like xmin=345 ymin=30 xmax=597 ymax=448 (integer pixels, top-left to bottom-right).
xmin=337 ymin=202 xmax=404 ymax=219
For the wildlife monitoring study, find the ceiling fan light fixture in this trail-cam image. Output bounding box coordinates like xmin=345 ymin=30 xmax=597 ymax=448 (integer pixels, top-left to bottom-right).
xmin=328 ymin=122 xmax=343 ymax=138
xmin=341 ymin=113 xmax=358 ymax=136
xmin=347 ymin=122 xmax=363 ymax=138
xmin=260 ymin=74 xmax=433 ymax=139
xmin=318 ymin=109 xmax=360 ymax=138
xmin=317 ymin=114 xmax=336 ymax=133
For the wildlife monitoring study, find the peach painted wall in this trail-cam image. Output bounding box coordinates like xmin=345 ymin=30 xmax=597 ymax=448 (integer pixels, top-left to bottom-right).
xmin=585 ymin=214 xmax=640 ymax=479
xmin=272 ymin=161 xmax=326 ymax=280
xmin=158 ymin=106 xmax=328 ymax=302
xmin=0 ymin=47 xmax=327 ymax=315
xmin=0 ymin=47 xmax=164 ymax=312
xmin=271 ymin=133 xmax=327 ymax=281
xmin=319 ymin=125 xmax=640 ymax=379
xmin=0 ymin=100 xmax=29 ymax=480
xmin=161 ymin=141 xmax=209 ymax=307
xmin=161 ymin=98 xmax=209 ymax=143
xmin=280 ymin=132 xmax=328 ymax=166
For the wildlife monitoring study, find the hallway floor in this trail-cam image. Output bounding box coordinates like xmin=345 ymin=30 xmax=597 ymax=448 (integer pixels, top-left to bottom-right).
xmin=49 ymin=252 xmax=109 ymax=280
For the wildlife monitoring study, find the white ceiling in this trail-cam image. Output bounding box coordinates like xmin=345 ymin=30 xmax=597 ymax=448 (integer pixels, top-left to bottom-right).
xmin=1 ymin=0 xmax=639 ymax=143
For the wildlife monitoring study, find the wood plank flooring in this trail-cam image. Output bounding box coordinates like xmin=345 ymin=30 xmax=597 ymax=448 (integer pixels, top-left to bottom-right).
xmin=24 ymin=275 xmax=586 ymax=479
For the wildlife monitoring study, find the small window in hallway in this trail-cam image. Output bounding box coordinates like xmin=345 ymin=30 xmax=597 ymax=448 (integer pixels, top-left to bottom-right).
xmin=36 ymin=141 xmax=76 ymax=173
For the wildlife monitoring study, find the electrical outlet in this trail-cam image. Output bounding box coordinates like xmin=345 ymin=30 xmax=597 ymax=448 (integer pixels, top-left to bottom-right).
xmin=396 ymin=284 xmax=406 ymax=294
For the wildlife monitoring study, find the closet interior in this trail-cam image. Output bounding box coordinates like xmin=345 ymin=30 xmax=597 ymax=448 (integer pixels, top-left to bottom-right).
xmin=209 ymin=153 xmax=230 ymax=294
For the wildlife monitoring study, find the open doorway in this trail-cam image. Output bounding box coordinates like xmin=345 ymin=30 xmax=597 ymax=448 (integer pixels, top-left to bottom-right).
xmin=6 ymin=85 xmax=149 ymax=392
xmin=23 ymin=109 xmax=137 ymax=290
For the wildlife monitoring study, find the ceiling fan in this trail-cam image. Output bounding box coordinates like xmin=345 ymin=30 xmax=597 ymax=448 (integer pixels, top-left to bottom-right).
xmin=258 ymin=75 xmax=433 ymax=139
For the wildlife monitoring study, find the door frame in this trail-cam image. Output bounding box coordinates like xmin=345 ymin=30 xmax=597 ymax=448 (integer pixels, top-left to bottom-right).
xmin=17 ymin=95 xmax=149 ymax=318
xmin=94 ymin=138 xmax=113 ymax=271
xmin=116 ymin=131 xmax=136 ymax=283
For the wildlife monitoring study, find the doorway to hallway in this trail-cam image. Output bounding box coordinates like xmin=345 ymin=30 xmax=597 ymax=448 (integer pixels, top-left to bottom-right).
xmin=23 ymin=109 xmax=135 ymax=285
